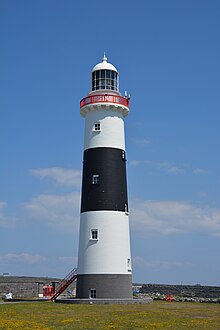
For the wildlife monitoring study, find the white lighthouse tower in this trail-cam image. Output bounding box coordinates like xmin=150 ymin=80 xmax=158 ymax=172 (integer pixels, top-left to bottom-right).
xmin=76 ymin=55 xmax=132 ymax=299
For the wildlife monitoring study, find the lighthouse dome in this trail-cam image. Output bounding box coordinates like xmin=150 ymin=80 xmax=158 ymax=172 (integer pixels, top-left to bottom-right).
xmin=91 ymin=54 xmax=119 ymax=92
xmin=92 ymin=54 xmax=118 ymax=73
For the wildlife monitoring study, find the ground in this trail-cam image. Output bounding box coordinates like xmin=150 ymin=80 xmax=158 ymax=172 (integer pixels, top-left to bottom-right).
xmin=0 ymin=301 xmax=220 ymax=329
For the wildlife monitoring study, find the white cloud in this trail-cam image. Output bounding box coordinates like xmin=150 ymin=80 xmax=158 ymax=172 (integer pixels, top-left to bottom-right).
xmin=128 ymin=160 xmax=185 ymax=173
xmin=0 ymin=201 xmax=20 ymax=228
xmin=30 ymin=167 xmax=81 ymax=188
xmin=22 ymin=193 xmax=220 ymax=237
xmin=158 ymin=162 xmax=185 ymax=174
xmin=0 ymin=253 xmax=78 ymax=278
xmin=129 ymin=160 xmax=142 ymax=167
xmin=0 ymin=201 xmax=7 ymax=210
xmin=131 ymin=138 xmax=150 ymax=146
xmin=130 ymin=199 xmax=220 ymax=237
xmin=129 ymin=160 xmax=151 ymax=167
xmin=132 ymin=256 xmax=186 ymax=270
xmin=58 ymin=256 xmax=78 ymax=266
xmin=0 ymin=253 xmax=46 ymax=265
xmin=128 ymin=161 xmax=208 ymax=176
xmin=193 ymin=168 xmax=207 ymax=175
xmin=23 ymin=192 xmax=80 ymax=232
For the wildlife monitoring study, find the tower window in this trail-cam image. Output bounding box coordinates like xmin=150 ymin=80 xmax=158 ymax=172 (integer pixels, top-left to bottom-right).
xmin=94 ymin=122 xmax=101 ymax=131
xmin=127 ymin=258 xmax=132 ymax=271
xmin=91 ymin=229 xmax=98 ymax=240
xmin=122 ymin=150 xmax=126 ymax=160
xmin=92 ymin=174 xmax=99 ymax=185
xmin=89 ymin=288 xmax=96 ymax=298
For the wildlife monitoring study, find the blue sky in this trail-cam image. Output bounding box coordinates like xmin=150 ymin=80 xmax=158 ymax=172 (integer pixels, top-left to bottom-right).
xmin=1 ymin=0 xmax=220 ymax=285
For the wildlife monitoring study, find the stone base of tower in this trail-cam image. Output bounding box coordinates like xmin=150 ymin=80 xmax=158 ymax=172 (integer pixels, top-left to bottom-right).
xmin=76 ymin=274 xmax=132 ymax=299
xmin=55 ymin=297 xmax=153 ymax=304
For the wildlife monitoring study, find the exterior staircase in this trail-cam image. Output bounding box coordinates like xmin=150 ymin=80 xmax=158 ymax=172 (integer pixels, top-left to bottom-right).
xmin=50 ymin=268 xmax=77 ymax=301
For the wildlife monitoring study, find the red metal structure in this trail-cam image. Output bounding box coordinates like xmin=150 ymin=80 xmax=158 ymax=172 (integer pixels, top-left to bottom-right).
xmin=166 ymin=294 xmax=173 ymax=302
xmin=50 ymin=268 xmax=77 ymax=301
xmin=43 ymin=285 xmax=54 ymax=297
xmin=80 ymin=94 xmax=129 ymax=109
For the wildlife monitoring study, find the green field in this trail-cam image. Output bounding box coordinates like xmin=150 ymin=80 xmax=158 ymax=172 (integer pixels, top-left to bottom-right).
xmin=0 ymin=301 xmax=220 ymax=329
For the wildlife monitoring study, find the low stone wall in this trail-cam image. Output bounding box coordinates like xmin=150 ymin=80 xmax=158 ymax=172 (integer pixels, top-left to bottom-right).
xmin=1 ymin=277 xmax=219 ymax=300
xmin=0 ymin=276 xmax=76 ymax=299
xmin=140 ymin=283 xmax=220 ymax=299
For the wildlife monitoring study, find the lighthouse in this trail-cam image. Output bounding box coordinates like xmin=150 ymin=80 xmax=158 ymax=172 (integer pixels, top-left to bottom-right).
xmin=76 ymin=55 xmax=132 ymax=299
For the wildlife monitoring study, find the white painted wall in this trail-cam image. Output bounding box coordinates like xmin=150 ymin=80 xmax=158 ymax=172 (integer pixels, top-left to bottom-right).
xmin=77 ymin=211 xmax=132 ymax=275
xmin=83 ymin=107 xmax=125 ymax=150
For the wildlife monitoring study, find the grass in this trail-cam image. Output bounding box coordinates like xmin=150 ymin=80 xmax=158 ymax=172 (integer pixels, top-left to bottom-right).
xmin=0 ymin=301 xmax=220 ymax=329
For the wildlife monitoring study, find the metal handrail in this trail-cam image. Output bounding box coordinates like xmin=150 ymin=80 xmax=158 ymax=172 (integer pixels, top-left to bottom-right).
xmin=50 ymin=268 xmax=77 ymax=301
xmin=80 ymin=94 xmax=129 ymax=108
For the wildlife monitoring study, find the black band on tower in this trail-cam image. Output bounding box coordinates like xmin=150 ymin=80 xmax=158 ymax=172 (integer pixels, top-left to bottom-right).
xmin=81 ymin=147 xmax=128 ymax=213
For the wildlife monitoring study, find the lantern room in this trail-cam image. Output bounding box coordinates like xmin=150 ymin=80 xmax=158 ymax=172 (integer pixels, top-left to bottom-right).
xmin=91 ymin=54 xmax=119 ymax=93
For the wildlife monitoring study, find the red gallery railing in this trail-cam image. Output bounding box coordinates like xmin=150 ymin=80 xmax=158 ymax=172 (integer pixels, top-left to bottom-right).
xmin=80 ymin=94 xmax=129 ymax=108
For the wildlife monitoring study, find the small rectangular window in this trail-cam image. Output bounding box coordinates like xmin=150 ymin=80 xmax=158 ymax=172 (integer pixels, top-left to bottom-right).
xmin=106 ymin=79 xmax=111 ymax=89
xmin=95 ymin=81 xmax=100 ymax=90
xmin=101 ymin=79 xmax=105 ymax=89
xmin=94 ymin=122 xmax=101 ymax=131
xmin=106 ymin=70 xmax=110 ymax=78
xmin=125 ymin=204 xmax=128 ymax=213
xmin=91 ymin=229 xmax=98 ymax=240
xmin=90 ymin=288 xmax=96 ymax=298
xmin=95 ymin=71 xmax=100 ymax=79
xmin=127 ymin=258 xmax=132 ymax=271
xmin=101 ymin=70 xmax=105 ymax=78
xmin=92 ymin=174 xmax=99 ymax=185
